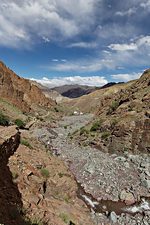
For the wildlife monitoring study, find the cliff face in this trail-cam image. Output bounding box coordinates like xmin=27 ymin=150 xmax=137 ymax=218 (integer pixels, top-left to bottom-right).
xmin=0 ymin=126 xmax=26 ymax=225
xmin=0 ymin=61 xmax=56 ymax=112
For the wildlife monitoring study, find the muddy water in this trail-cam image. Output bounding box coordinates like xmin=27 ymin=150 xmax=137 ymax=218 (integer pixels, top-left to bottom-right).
xmin=77 ymin=182 xmax=150 ymax=216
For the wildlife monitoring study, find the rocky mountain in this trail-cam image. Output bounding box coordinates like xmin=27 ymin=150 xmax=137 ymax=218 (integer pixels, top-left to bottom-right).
xmin=0 ymin=63 xmax=150 ymax=225
xmin=52 ymin=82 xmax=122 ymax=99
xmin=30 ymin=80 xmax=68 ymax=103
xmin=52 ymin=84 xmax=98 ymax=98
xmin=72 ymin=69 xmax=150 ymax=154
xmin=0 ymin=61 xmax=56 ymax=113
xmin=63 ymin=82 xmax=131 ymax=114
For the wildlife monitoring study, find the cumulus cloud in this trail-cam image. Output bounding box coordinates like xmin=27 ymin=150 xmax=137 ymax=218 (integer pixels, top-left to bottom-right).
xmin=0 ymin=0 xmax=96 ymax=47
xmin=108 ymin=43 xmax=137 ymax=51
xmin=140 ymin=0 xmax=150 ymax=8
xmin=109 ymin=36 xmax=150 ymax=52
xmin=111 ymin=73 xmax=141 ymax=82
xmin=30 ymin=75 xmax=108 ymax=88
xmin=43 ymin=35 xmax=150 ymax=73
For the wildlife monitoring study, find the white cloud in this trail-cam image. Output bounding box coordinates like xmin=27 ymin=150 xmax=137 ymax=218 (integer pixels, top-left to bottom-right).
xmin=137 ymin=36 xmax=150 ymax=46
xmin=52 ymin=59 xmax=59 ymax=62
xmin=45 ymin=58 xmax=114 ymax=72
xmin=108 ymin=36 xmax=150 ymax=52
xmin=30 ymin=75 xmax=108 ymax=88
xmin=140 ymin=0 xmax=150 ymax=8
xmin=111 ymin=73 xmax=141 ymax=82
xmin=42 ymin=36 xmax=50 ymax=43
xmin=115 ymin=8 xmax=137 ymax=17
xmin=61 ymin=59 xmax=67 ymax=62
xmin=109 ymin=43 xmax=137 ymax=51
xmin=68 ymin=41 xmax=97 ymax=48
xmin=0 ymin=0 xmax=96 ymax=47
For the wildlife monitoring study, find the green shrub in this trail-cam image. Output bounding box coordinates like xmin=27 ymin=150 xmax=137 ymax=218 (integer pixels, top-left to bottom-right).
xmin=128 ymin=105 xmax=133 ymax=111
xmin=101 ymin=131 xmax=111 ymax=140
xmin=80 ymin=127 xmax=89 ymax=135
xmin=58 ymin=172 xmax=64 ymax=178
xmin=12 ymin=171 xmax=19 ymax=180
xmin=15 ymin=119 xmax=25 ymax=128
xmin=108 ymin=100 xmax=119 ymax=114
xmin=0 ymin=111 xmax=9 ymax=126
xmin=59 ymin=213 xmax=69 ymax=224
xmin=111 ymin=118 xmax=118 ymax=127
xmin=21 ymin=139 xmax=32 ymax=149
xmin=90 ymin=120 xmax=103 ymax=132
xmin=40 ymin=168 xmax=49 ymax=178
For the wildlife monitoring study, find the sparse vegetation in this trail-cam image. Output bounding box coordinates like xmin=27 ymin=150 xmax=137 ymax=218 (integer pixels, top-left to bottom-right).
xmin=90 ymin=120 xmax=103 ymax=132
xmin=101 ymin=131 xmax=111 ymax=140
xmin=128 ymin=105 xmax=133 ymax=111
xmin=40 ymin=168 xmax=50 ymax=178
xmin=111 ymin=118 xmax=118 ymax=127
xmin=0 ymin=111 xmax=10 ymax=126
xmin=15 ymin=119 xmax=25 ymax=129
xmin=12 ymin=171 xmax=19 ymax=180
xmin=107 ymin=100 xmax=119 ymax=114
xmin=54 ymin=107 xmax=59 ymax=112
xmin=80 ymin=126 xmax=89 ymax=135
xmin=29 ymin=217 xmax=44 ymax=225
xmin=21 ymin=139 xmax=32 ymax=149
xmin=59 ymin=213 xmax=69 ymax=224
xmin=58 ymin=172 xmax=64 ymax=178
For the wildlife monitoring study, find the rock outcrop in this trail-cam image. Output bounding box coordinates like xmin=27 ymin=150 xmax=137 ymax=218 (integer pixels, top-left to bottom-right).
xmin=0 ymin=61 xmax=56 ymax=113
xmin=97 ymin=69 xmax=150 ymax=153
xmin=0 ymin=126 xmax=26 ymax=225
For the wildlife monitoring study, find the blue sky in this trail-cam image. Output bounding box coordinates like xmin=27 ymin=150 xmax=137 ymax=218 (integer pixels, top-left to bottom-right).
xmin=0 ymin=0 xmax=150 ymax=87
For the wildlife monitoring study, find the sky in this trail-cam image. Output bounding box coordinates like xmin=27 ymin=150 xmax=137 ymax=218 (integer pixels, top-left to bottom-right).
xmin=0 ymin=0 xmax=150 ymax=87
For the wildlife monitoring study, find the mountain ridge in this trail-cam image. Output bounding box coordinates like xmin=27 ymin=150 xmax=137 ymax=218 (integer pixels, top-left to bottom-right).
xmin=0 ymin=61 xmax=56 ymax=113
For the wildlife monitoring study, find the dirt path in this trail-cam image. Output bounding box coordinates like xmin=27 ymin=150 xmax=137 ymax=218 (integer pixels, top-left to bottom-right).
xmin=50 ymin=114 xmax=150 ymax=224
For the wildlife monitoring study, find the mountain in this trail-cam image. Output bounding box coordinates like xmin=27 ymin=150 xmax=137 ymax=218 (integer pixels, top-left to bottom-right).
xmin=52 ymin=84 xmax=98 ymax=98
xmin=51 ymin=82 xmax=124 ymax=99
xmin=30 ymin=80 xmax=69 ymax=103
xmin=72 ymin=69 xmax=150 ymax=154
xmin=63 ymin=82 xmax=131 ymax=114
xmin=0 ymin=61 xmax=56 ymax=113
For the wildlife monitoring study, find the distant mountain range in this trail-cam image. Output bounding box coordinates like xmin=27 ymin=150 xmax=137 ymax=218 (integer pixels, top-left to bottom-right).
xmin=51 ymin=82 xmax=124 ymax=98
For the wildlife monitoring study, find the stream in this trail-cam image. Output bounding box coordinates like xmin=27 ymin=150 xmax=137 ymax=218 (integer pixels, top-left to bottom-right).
xmin=44 ymin=113 xmax=150 ymax=223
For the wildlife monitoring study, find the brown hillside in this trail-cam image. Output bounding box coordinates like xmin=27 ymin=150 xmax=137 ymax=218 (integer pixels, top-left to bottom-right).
xmin=73 ymin=70 xmax=150 ymax=154
xmin=0 ymin=61 xmax=56 ymax=113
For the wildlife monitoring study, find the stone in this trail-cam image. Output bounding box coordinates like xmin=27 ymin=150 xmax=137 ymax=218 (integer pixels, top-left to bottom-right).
xmin=142 ymin=180 xmax=150 ymax=189
xmin=115 ymin=156 xmax=126 ymax=162
xmin=85 ymin=164 xmax=95 ymax=174
xmin=109 ymin=211 xmax=117 ymax=223
xmin=119 ymin=190 xmax=135 ymax=205
xmin=140 ymin=162 xmax=149 ymax=169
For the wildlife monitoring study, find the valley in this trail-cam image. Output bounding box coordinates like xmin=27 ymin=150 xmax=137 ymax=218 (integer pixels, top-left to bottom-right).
xmin=0 ymin=62 xmax=149 ymax=225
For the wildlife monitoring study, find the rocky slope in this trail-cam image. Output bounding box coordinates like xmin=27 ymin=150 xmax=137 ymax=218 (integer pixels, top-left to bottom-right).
xmin=44 ymin=114 xmax=150 ymax=225
xmin=0 ymin=124 xmax=94 ymax=225
xmin=63 ymin=82 xmax=133 ymax=114
xmin=72 ymin=69 xmax=150 ymax=154
xmin=0 ymin=126 xmax=25 ymax=225
xmin=0 ymin=61 xmax=56 ymax=113
xmin=30 ymin=80 xmax=68 ymax=103
xmin=8 ymin=124 xmax=94 ymax=225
